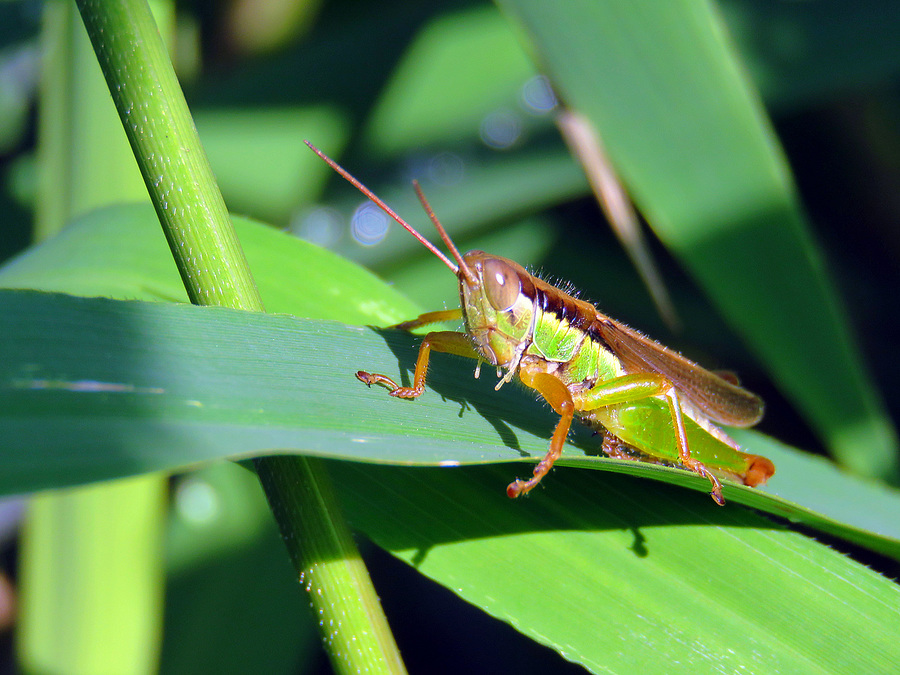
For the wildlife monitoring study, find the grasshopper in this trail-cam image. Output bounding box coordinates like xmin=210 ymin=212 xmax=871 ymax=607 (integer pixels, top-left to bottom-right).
xmin=306 ymin=142 xmax=774 ymax=505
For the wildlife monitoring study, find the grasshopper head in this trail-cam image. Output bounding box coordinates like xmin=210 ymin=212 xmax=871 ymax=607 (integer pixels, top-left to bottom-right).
xmin=458 ymin=251 xmax=536 ymax=368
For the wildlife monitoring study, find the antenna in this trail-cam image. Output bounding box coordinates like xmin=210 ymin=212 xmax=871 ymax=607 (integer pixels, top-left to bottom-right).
xmin=304 ymin=141 xmax=474 ymax=282
xmin=411 ymin=180 xmax=476 ymax=284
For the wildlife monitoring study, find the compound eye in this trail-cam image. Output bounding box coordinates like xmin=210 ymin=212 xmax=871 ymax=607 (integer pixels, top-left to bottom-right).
xmin=483 ymin=258 xmax=521 ymax=311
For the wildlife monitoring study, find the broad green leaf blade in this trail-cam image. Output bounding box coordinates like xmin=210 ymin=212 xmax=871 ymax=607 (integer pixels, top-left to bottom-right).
xmin=0 ymin=289 xmax=564 ymax=491
xmin=0 ymin=202 xmax=419 ymax=322
xmin=494 ymin=0 xmax=897 ymax=477
xmin=5 ymin=291 xmax=900 ymax=674
xmin=332 ymin=462 xmax=900 ymax=675
xmin=2 ymin=289 xmax=899 ymax=560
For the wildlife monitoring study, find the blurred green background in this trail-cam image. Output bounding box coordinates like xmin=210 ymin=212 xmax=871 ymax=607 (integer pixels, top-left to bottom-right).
xmin=1 ymin=0 xmax=900 ymax=673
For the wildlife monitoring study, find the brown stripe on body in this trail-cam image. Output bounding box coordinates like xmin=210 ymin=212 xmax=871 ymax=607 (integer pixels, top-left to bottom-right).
xmin=524 ymin=271 xmax=595 ymax=331
xmin=521 ymin=270 xmax=618 ymax=356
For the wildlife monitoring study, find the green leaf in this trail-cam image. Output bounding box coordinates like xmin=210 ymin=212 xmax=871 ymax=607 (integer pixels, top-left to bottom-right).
xmin=4 ymin=194 xmax=900 ymax=671
xmin=3 ymin=288 xmax=900 ymax=673
xmin=333 ymin=462 xmax=900 ymax=675
xmin=0 ymin=202 xmax=419 ymax=322
xmin=19 ymin=474 xmax=165 ymax=675
xmin=2 ymin=288 xmax=899 ymax=559
xmin=494 ymin=0 xmax=898 ymax=478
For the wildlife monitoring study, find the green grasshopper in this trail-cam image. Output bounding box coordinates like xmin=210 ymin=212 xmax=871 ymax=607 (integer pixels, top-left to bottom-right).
xmin=306 ymin=142 xmax=774 ymax=505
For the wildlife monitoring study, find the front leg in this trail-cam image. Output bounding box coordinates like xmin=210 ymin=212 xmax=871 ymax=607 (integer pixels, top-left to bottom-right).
xmin=392 ymin=308 xmax=463 ymax=331
xmin=357 ymin=330 xmax=480 ymax=399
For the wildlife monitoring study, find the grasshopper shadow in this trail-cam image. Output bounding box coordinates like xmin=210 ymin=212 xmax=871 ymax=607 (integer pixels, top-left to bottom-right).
xmin=366 ymin=326 xmax=601 ymax=460
xmin=331 ymin=461 xmax=786 ymax=565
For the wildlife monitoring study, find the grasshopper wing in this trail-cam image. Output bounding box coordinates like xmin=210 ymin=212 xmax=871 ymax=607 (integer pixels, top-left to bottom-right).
xmin=596 ymin=318 xmax=763 ymax=427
